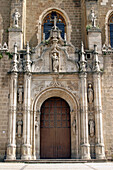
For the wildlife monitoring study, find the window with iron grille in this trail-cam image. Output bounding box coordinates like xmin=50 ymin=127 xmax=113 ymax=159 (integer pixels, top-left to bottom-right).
xmin=42 ymin=11 xmax=66 ymax=40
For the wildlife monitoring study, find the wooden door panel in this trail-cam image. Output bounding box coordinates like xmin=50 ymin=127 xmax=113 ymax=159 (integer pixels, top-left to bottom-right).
xmin=40 ymin=97 xmax=71 ymax=159
xmin=56 ymin=128 xmax=71 ymax=158
xmin=40 ymin=128 xmax=55 ymax=158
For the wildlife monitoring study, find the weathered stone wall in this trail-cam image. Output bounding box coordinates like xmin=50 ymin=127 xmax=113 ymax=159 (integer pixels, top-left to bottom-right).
xmin=102 ymin=53 xmax=113 ymax=159
xmin=85 ymin=0 xmax=113 ymax=46
xmin=26 ymin=0 xmax=82 ymax=47
xmin=0 ymin=55 xmax=10 ymax=161
xmin=0 ymin=0 xmax=11 ymax=44
xmin=81 ymin=0 xmax=87 ymax=48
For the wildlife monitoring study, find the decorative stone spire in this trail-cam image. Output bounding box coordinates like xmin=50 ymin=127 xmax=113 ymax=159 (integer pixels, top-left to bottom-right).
xmin=3 ymin=42 xmax=8 ymax=50
xmin=102 ymin=44 xmax=107 ymax=52
xmin=93 ymin=44 xmax=100 ymax=72
xmin=108 ymin=44 xmax=111 ymax=52
xmin=24 ymin=42 xmax=31 ymax=72
xmin=11 ymin=43 xmax=18 ymax=72
xmin=79 ymin=42 xmax=86 ymax=72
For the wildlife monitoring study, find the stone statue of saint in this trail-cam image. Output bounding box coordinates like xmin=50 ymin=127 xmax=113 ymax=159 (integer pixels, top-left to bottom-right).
xmin=17 ymin=120 xmax=23 ymax=137
xmin=18 ymin=87 xmax=23 ymax=104
xmin=12 ymin=9 xmax=21 ymax=27
xmin=89 ymin=120 xmax=95 ymax=137
xmin=91 ymin=9 xmax=96 ymax=27
xmin=52 ymin=52 xmax=59 ymax=72
xmin=88 ymin=83 xmax=94 ymax=104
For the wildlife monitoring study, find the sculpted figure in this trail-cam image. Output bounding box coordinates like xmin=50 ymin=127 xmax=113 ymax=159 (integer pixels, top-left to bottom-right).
xmin=89 ymin=120 xmax=95 ymax=137
xmin=13 ymin=9 xmax=21 ymax=27
xmin=91 ymin=9 xmax=96 ymax=27
xmin=88 ymin=83 xmax=94 ymax=104
xmin=17 ymin=120 xmax=23 ymax=137
xmin=18 ymin=86 xmax=23 ymax=104
xmin=52 ymin=52 xmax=59 ymax=72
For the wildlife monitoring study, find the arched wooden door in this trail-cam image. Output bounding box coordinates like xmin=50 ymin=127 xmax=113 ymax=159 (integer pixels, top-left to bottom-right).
xmin=40 ymin=97 xmax=71 ymax=159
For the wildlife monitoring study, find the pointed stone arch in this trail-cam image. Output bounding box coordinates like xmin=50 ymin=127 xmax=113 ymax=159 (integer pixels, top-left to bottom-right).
xmin=105 ymin=10 xmax=113 ymax=46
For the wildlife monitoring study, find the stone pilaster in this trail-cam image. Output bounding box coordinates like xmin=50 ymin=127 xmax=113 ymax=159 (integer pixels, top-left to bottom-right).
xmin=79 ymin=42 xmax=90 ymax=159
xmin=8 ymin=27 xmax=23 ymax=52
xmin=93 ymin=45 xmax=105 ymax=159
xmin=87 ymin=28 xmax=102 ymax=54
xmin=6 ymin=44 xmax=18 ymax=160
xmin=21 ymin=42 xmax=32 ymax=160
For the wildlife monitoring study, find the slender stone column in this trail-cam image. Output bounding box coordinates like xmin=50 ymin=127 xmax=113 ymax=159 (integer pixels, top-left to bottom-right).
xmin=93 ymin=45 xmax=105 ymax=159
xmin=79 ymin=42 xmax=90 ymax=159
xmin=35 ymin=114 xmax=40 ymax=159
xmin=7 ymin=43 xmax=18 ymax=160
xmin=21 ymin=42 xmax=32 ymax=160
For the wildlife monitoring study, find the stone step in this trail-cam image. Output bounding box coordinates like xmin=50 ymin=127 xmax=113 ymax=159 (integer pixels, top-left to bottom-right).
xmin=5 ymin=159 xmax=108 ymax=164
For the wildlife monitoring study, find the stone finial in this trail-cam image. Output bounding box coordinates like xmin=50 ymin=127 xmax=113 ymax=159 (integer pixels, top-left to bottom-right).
xmin=90 ymin=8 xmax=97 ymax=28
xmin=12 ymin=8 xmax=21 ymax=28
xmin=14 ymin=42 xmax=17 ymax=54
xmin=24 ymin=42 xmax=31 ymax=72
xmin=102 ymin=44 xmax=107 ymax=52
xmin=3 ymin=42 xmax=8 ymax=50
xmin=108 ymin=44 xmax=111 ymax=52
xmin=11 ymin=42 xmax=18 ymax=72
xmin=0 ymin=43 xmax=2 ymax=50
xmin=79 ymin=42 xmax=86 ymax=72
xmin=27 ymin=41 xmax=30 ymax=54
xmin=64 ymin=33 xmax=67 ymax=41
xmin=43 ymin=33 xmax=45 ymax=41
xmin=93 ymin=44 xmax=100 ymax=72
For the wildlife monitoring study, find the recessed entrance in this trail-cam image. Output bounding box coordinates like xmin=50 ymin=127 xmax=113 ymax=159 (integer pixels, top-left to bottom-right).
xmin=40 ymin=97 xmax=71 ymax=159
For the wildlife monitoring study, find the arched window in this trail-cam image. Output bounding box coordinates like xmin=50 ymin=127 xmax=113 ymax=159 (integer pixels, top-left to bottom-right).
xmin=108 ymin=14 xmax=113 ymax=47
xmin=42 ymin=11 xmax=66 ymax=40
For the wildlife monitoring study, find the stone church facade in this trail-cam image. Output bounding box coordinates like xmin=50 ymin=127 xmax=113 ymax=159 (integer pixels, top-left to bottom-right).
xmin=0 ymin=0 xmax=113 ymax=161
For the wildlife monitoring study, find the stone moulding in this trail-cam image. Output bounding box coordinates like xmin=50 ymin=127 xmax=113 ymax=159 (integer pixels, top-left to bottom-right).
xmin=105 ymin=10 xmax=113 ymax=46
xmin=32 ymin=86 xmax=79 ymax=113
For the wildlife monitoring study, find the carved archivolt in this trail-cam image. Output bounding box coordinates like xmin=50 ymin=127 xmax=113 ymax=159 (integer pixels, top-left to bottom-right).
xmin=32 ymin=86 xmax=79 ymax=114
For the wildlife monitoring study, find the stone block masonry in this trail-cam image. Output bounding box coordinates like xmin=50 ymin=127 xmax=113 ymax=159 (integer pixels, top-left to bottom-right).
xmin=0 ymin=54 xmax=10 ymax=161
xmin=26 ymin=0 xmax=82 ymax=47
